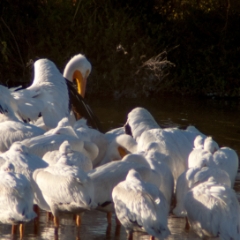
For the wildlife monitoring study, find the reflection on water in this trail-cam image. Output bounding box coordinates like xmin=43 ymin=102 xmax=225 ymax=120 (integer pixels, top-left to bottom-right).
xmin=0 ymin=96 xmax=240 ymax=240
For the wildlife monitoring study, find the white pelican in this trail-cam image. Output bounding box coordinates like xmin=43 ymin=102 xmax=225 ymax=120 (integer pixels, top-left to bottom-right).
xmin=10 ymin=54 xmax=101 ymax=131
xmin=0 ymin=142 xmax=50 ymax=211
xmin=173 ymin=163 xmax=232 ymax=218
xmin=63 ymin=53 xmax=91 ymax=98
xmin=63 ymin=54 xmax=102 ymax=131
xmin=86 ymin=153 xmax=169 ymax=225
xmin=0 ymin=85 xmax=45 ymax=153
xmin=189 ymin=136 xmax=238 ymax=187
xmin=21 ymin=118 xmax=99 ymax=161
xmin=93 ymin=134 xmax=174 ymax=207
xmin=11 ymin=58 xmax=69 ymax=130
xmin=174 ymin=166 xmax=231 ymax=217
xmin=43 ymin=140 xmax=93 ymax=171
xmin=184 ymin=176 xmax=240 ymax=239
xmin=143 ymin=145 xmax=174 ymax=206
xmin=33 ymin=156 xmax=96 ymax=229
xmin=0 ymin=161 xmax=36 ymax=238
xmin=124 ymin=107 xmax=160 ymax=142
xmin=112 ymin=169 xmax=170 ymax=240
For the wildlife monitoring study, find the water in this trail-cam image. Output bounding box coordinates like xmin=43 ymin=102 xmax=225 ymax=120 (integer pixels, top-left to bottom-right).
xmin=1 ymin=95 xmax=240 ymax=240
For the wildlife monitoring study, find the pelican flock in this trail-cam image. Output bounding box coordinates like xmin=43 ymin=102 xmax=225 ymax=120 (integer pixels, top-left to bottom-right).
xmin=0 ymin=53 xmax=239 ymax=240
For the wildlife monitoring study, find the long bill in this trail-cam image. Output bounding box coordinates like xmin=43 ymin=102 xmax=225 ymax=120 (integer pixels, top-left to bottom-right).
xmin=73 ymin=70 xmax=86 ymax=98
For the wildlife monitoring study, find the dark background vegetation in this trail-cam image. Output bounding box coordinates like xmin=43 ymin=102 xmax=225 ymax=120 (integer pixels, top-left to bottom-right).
xmin=0 ymin=0 xmax=239 ymax=98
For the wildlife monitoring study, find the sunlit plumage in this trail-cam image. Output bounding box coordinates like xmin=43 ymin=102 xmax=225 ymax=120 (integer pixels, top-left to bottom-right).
xmin=33 ymin=156 xmax=96 ymax=227
xmin=184 ymin=176 xmax=240 ymax=239
xmin=112 ymin=169 xmax=170 ymax=240
xmin=0 ymin=86 xmax=45 ymax=153
xmin=0 ymin=161 xmax=36 ymax=237
xmin=189 ymin=136 xmax=239 ymax=187
xmin=173 ymin=165 xmax=232 ymax=217
xmin=124 ymin=107 xmax=160 ymax=142
xmin=11 ymin=59 xmax=69 ymax=130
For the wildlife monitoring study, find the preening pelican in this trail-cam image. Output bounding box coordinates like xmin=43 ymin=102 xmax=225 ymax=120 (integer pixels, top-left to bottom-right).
xmin=43 ymin=140 xmax=93 ymax=171
xmin=86 ymin=153 xmax=169 ymax=226
xmin=184 ymin=177 xmax=240 ymax=239
xmin=112 ymin=169 xmax=170 ymax=240
xmin=173 ymin=166 xmax=232 ymax=218
xmin=0 ymin=162 xmax=36 ymax=238
xmin=63 ymin=54 xmax=102 ymax=131
xmin=7 ymin=54 xmax=101 ymax=131
xmin=33 ymin=157 xmax=96 ymax=228
xmin=189 ymin=136 xmax=239 ymax=187
xmin=63 ymin=54 xmax=91 ymax=98
xmin=0 ymin=86 xmax=45 ymax=153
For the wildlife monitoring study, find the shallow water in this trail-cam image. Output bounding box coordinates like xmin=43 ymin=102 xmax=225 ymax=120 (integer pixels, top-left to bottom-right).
xmin=1 ymin=95 xmax=240 ymax=240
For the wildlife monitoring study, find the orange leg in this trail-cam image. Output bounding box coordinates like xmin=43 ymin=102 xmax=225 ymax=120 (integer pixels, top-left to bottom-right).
xmin=11 ymin=224 xmax=17 ymax=235
xmin=19 ymin=224 xmax=24 ymax=239
xmin=76 ymin=214 xmax=81 ymax=227
xmin=54 ymin=216 xmax=60 ymax=228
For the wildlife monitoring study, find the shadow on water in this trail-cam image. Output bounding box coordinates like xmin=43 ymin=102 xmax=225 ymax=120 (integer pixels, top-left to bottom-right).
xmin=0 ymin=95 xmax=239 ymax=239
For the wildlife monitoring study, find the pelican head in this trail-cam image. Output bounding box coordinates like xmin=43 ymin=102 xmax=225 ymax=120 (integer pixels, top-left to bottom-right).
xmin=63 ymin=54 xmax=92 ymax=98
